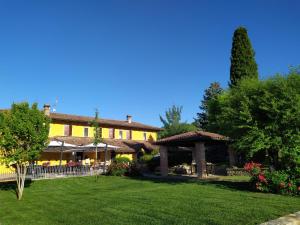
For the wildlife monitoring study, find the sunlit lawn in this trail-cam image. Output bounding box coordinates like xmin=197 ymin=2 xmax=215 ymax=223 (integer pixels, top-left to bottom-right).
xmin=0 ymin=176 xmax=299 ymax=225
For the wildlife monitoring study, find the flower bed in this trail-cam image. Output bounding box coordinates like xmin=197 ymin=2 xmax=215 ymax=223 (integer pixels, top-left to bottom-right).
xmin=244 ymin=162 xmax=300 ymax=195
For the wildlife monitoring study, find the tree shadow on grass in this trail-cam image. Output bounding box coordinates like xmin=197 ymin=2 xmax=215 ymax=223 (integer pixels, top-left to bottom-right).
xmin=0 ymin=179 xmax=33 ymax=196
xmin=128 ymin=174 xmax=253 ymax=192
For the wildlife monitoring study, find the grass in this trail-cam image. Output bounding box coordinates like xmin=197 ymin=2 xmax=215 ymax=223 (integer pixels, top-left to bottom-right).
xmin=0 ymin=176 xmax=299 ymax=225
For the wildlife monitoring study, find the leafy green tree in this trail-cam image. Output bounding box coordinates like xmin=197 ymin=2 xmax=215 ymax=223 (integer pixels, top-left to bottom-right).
xmin=230 ymin=27 xmax=258 ymax=87
xmin=0 ymin=103 xmax=49 ymax=200
xmin=208 ymin=69 xmax=300 ymax=172
xmin=194 ymin=82 xmax=223 ymax=130
xmin=159 ymin=105 xmax=197 ymax=139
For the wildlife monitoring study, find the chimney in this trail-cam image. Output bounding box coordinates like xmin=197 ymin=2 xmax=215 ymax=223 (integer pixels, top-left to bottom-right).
xmin=43 ymin=104 xmax=51 ymax=116
xmin=126 ymin=115 xmax=132 ymax=123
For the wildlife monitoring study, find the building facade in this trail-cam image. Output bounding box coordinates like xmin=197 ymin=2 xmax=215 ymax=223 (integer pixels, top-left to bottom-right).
xmin=0 ymin=105 xmax=161 ymax=171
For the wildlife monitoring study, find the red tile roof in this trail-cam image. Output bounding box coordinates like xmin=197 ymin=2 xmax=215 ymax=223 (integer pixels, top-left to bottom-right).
xmin=155 ymin=131 xmax=228 ymax=145
xmin=49 ymin=113 xmax=162 ymax=132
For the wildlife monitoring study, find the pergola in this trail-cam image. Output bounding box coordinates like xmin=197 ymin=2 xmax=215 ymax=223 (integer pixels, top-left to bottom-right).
xmin=155 ymin=131 xmax=234 ymax=178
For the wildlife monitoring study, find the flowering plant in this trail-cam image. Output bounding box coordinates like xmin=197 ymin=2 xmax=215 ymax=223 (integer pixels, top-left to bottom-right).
xmin=244 ymin=162 xmax=262 ymax=176
xmin=107 ymin=162 xmax=130 ymax=176
xmin=244 ymin=162 xmax=299 ymax=195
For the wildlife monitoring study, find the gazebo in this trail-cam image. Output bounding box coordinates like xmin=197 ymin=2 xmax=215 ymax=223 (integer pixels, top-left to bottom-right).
xmin=155 ymin=131 xmax=234 ymax=178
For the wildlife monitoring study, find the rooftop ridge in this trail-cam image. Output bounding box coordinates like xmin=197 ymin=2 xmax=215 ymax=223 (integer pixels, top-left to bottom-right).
xmin=49 ymin=112 xmax=162 ymax=131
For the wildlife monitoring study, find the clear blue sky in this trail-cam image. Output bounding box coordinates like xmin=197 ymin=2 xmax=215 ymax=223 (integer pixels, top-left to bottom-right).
xmin=0 ymin=0 xmax=299 ymax=127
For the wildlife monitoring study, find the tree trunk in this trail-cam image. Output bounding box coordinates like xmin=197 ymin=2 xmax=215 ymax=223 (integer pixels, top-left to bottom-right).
xmin=95 ymin=146 xmax=98 ymax=166
xmin=15 ymin=163 xmax=27 ymax=200
xmin=103 ymin=144 xmax=108 ymax=174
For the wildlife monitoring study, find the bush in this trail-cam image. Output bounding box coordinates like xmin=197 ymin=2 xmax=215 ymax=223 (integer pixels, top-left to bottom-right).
xmin=125 ymin=163 xmax=142 ymax=177
xmin=244 ymin=162 xmax=300 ymax=195
xmin=139 ymin=154 xmax=154 ymax=163
xmin=107 ymin=158 xmax=142 ymax=177
xmin=139 ymin=149 xmax=160 ymax=172
xmin=107 ymin=162 xmax=129 ymax=176
xmin=115 ymin=157 xmax=131 ymax=164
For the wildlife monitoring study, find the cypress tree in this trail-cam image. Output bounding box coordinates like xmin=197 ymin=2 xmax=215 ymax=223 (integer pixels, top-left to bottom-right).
xmin=230 ymin=27 xmax=258 ymax=87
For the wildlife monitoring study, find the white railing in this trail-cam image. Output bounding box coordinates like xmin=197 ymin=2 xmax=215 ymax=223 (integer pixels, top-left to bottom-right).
xmin=0 ymin=164 xmax=108 ymax=182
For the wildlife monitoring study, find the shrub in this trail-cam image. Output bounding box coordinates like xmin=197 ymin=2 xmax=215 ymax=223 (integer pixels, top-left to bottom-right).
xmin=107 ymin=157 xmax=142 ymax=177
xmin=125 ymin=163 xmax=142 ymax=177
xmin=115 ymin=157 xmax=131 ymax=164
xmin=139 ymin=149 xmax=160 ymax=172
xmin=107 ymin=162 xmax=129 ymax=176
xmin=244 ymin=162 xmax=300 ymax=195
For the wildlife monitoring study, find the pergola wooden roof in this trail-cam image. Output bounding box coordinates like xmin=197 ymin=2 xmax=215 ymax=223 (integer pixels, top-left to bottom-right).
xmin=155 ymin=131 xmax=229 ymax=147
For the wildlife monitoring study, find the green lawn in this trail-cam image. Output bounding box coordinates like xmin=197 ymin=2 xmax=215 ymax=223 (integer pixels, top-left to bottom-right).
xmin=0 ymin=176 xmax=299 ymax=225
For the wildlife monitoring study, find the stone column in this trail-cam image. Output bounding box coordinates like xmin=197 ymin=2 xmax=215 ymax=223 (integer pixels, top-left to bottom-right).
xmin=195 ymin=142 xmax=207 ymax=178
xmin=191 ymin=148 xmax=196 ymax=175
xmin=228 ymin=146 xmax=236 ymax=167
xmin=159 ymin=146 xmax=168 ymax=176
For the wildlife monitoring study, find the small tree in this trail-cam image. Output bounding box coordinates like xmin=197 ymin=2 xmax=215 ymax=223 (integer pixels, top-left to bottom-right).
xmin=194 ymin=82 xmax=223 ymax=130
xmin=0 ymin=103 xmax=49 ymax=200
xmin=90 ymin=109 xmax=102 ymax=166
xmin=159 ymin=105 xmax=197 ymax=139
xmin=230 ymin=26 xmax=258 ymax=87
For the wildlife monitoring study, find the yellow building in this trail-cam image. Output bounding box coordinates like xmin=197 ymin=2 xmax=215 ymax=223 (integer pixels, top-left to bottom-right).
xmin=38 ymin=104 xmax=161 ymax=166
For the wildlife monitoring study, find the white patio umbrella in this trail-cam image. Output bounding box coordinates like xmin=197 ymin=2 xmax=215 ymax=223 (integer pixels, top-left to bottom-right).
xmin=48 ymin=140 xmax=78 ymax=166
xmin=82 ymin=143 xmax=119 ymax=171
xmin=82 ymin=143 xmax=119 ymax=149
xmin=48 ymin=140 xmax=77 ymax=147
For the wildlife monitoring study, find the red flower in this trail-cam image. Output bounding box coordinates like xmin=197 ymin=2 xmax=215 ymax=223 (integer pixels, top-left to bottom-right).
xmin=288 ymin=183 xmax=292 ymax=188
xmin=244 ymin=162 xmax=262 ymax=175
xmin=258 ymin=174 xmax=266 ymax=183
xmin=297 ymin=186 xmax=300 ymax=191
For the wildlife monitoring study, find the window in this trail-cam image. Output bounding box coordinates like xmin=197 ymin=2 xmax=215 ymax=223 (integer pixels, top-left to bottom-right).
xmin=143 ymin=132 xmax=147 ymax=141
xmin=119 ymin=130 xmax=123 ymax=139
xmin=109 ymin=128 xmax=115 ymax=139
xmin=64 ymin=125 xmax=72 ymax=136
xmin=126 ymin=130 xmax=132 ymax=140
xmin=84 ymin=127 xmax=89 ymax=137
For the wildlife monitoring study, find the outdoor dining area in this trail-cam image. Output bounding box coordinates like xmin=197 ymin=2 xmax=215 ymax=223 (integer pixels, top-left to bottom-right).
xmin=42 ymin=138 xmax=120 ymax=167
xmin=155 ymin=131 xmax=234 ymax=178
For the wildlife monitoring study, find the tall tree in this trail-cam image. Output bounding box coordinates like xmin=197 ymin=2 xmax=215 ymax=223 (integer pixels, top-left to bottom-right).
xmin=159 ymin=105 xmax=197 ymax=139
xmin=230 ymin=26 xmax=258 ymax=87
xmin=194 ymin=82 xmax=223 ymax=130
xmin=208 ymin=69 xmax=300 ymax=172
xmin=0 ymin=103 xmax=49 ymax=200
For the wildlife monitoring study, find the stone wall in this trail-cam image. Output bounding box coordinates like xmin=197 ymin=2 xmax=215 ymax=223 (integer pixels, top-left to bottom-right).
xmin=226 ymin=167 xmax=249 ymax=176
